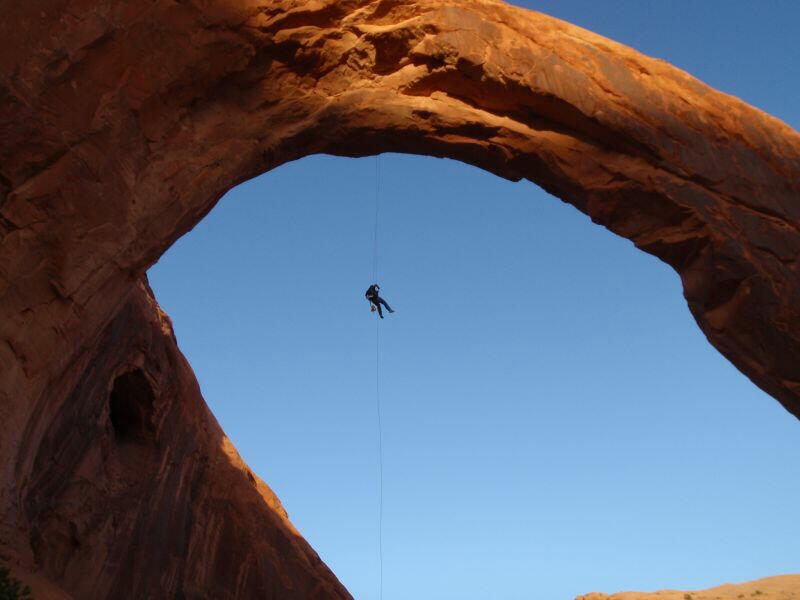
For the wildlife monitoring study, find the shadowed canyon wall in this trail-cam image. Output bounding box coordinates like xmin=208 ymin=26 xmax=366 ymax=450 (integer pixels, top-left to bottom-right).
xmin=2 ymin=279 xmax=351 ymax=599
xmin=1 ymin=0 xmax=799 ymax=597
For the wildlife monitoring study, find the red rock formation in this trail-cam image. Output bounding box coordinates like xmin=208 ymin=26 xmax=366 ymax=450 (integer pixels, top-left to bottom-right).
xmin=3 ymin=279 xmax=351 ymax=599
xmin=576 ymin=574 xmax=800 ymax=600
xmin=1 ymin=0 xmax=799 ymax=597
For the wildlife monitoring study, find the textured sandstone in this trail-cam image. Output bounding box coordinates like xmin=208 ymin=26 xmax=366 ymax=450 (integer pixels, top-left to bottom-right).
xmin=3 ymin=278 xmax=350 ymax=599
xmin=1 ymin=0 xmax=800 ymax=598
xmin=577 ymin=574 xmax=800 ymax=600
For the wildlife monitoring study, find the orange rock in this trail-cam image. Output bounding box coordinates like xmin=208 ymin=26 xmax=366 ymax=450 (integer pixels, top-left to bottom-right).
xmin=1 ymin=0 xmax=799 ymax=597
xmin=576 ymin=574 xmax=800 ymax=600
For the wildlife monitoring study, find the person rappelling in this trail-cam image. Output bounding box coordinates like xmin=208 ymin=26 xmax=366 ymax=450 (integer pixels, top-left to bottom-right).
xmin=365 ymin=284 xmax=394 ymax=319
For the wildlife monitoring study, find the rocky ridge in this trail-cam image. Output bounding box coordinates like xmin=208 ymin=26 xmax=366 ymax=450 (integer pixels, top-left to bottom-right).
xmin=577 ymin=574 xmax=800 ymax=600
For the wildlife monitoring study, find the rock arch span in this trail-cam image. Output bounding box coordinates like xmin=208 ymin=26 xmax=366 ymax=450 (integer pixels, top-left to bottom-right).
xmin=0 ymin=0 xmax=798 ymax=597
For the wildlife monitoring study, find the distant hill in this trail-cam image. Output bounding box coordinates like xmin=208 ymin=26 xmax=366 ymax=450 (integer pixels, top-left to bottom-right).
xmin=577 ymin=575 xmax=800 ymax=600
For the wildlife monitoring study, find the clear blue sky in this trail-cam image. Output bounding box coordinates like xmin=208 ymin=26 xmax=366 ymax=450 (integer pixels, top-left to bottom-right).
xmin=148 ymin=2 xmax=800 ymax=599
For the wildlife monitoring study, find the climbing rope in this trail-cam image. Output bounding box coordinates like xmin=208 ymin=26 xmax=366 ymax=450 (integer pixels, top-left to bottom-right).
xmin=372 ymin=154 xmax=381 ymax=283
xmin=376 ymin=311 xmax=384 ymax=600
xmin=373 ymin=153 xmax=384 ymax=600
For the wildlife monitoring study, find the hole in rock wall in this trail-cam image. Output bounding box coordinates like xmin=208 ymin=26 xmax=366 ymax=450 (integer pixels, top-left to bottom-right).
xmin=109 ymin=369 xmax=156 ymax=443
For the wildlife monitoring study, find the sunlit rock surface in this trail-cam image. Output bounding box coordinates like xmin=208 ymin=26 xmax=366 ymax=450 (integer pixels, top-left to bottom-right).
xmin=577 ymin=574 xmax=800 ymax=600
xmin=1 ymin=0 xmax=799 ymax=597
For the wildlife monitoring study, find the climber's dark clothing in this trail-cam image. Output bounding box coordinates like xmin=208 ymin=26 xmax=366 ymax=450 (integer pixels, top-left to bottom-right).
xmin=372 ymin=296 xmax=393 ymax=318
xmin=365 ymin=285 xmax=394 ymax=319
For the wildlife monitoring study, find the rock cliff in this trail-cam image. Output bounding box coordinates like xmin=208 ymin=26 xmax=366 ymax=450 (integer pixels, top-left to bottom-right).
xmin=2 ymin=279 xmax=351 ymax=599
xmin=1 ymin=0 xmax=799 ymax=598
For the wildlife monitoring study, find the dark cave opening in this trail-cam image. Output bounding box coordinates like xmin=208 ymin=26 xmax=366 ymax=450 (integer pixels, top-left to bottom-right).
xmin=109 ymin=369 xmax=155 ymax=442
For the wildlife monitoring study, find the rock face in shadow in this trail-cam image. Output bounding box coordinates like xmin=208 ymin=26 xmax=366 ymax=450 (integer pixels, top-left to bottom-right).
xmin=4 ymin=278 xmax=351 ymax=599
xmin=1 ymin=0 xmax=799 ymax=598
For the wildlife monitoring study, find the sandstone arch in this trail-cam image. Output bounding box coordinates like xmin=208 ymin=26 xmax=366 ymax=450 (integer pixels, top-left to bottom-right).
xmin=1 ymin=0 xmax=799 ymax=597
